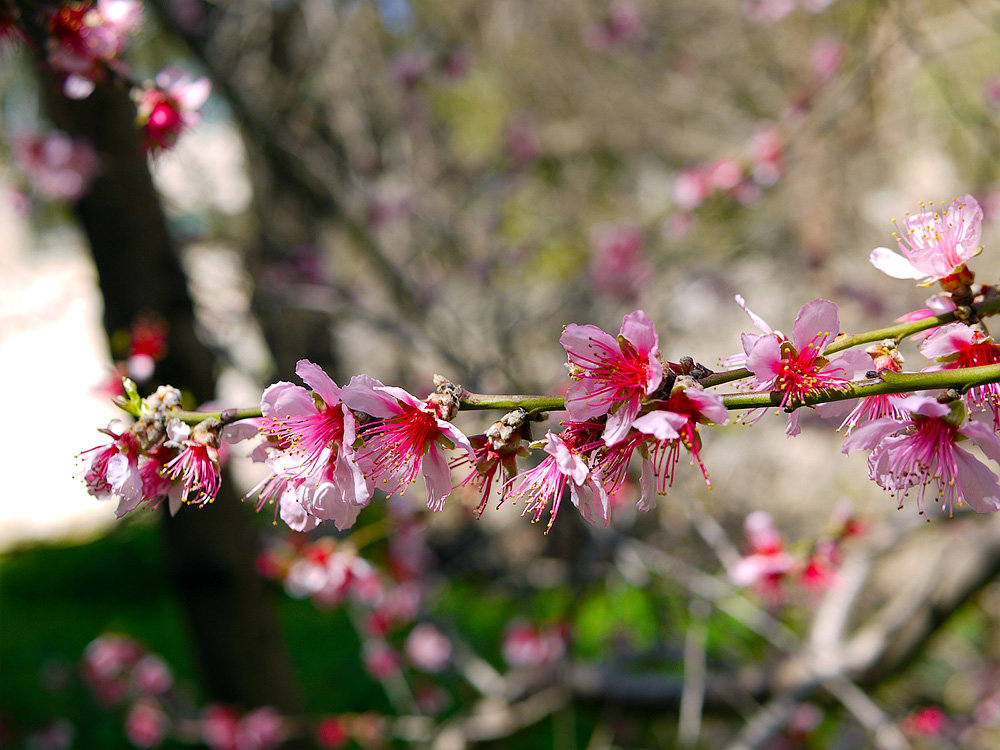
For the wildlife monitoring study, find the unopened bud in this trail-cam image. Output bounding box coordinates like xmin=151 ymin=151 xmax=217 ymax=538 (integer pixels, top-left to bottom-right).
xmin=428 ymin=375 xmax=462 ymax=421
xmin=144 ymin=385 xmax=182 ymax=412
xmin=192 ymin=418 xmax=223 ymax=449
xmin=131 ymin=414 xmax=166 ymax=451
xmin=486 ymin=408 xmax=529 ymax=451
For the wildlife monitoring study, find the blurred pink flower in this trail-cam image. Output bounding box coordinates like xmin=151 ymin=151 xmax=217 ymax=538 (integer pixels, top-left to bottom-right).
xmin=125 ymin=700 xmax=169 ymax=749
xmin=13 ymin=131 xmax=99 ymax=201
xmin=810 ymin=37 xmax=843 ymax=83
xmin=672 ymin=167 xmax=710 ymax=210
xmin=136 ymin=68 xmax=211 ymax=152
xmin=405 ymin=624 xmax=452 ymax=673
xmin=502 ymin=622 xmax=567 ymax=669
xmin=585 ymin=0 xmax=641 ymax=50
xmin=588 ymin=224 xmax=651 ymax=302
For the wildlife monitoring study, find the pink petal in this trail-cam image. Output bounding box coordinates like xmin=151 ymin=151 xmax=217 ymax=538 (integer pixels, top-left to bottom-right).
xmin=920 ymin=322 xmax=978 ymax=360
xmin=745 ymin=335 xmax=783 ymax=380
xmin=437 ymin=420 xmax=475 ymax=461
xmin=376 ymin=385 xmax=425 ymax=411
xmin=565 ymin=380 xmax=612 ymax=421
xmin=785 ymin=410 xmax=801 ymax=437
xmin=222 ymin=421 xmax=259 ymax=443
xmin=792 ymin=299 xmax=839 ymax=352
xmin=823 ymin=349 xmax=873 ymax=380
xmin=261 ymin=382 xmax=315 ymax=418
xmin=684 ymin=389 xmax=729 ymax=425
xmin=735 ymin=294 xmax=772 ymax=334
xmin=560 ymin=323 xmax=618 ymax=365
xmin=341 ymin=375 xmax=399 ymax=417
xmin=632 ymin=410 xmax=686 ymax=441
xmin=295 ymin=359 xmax=342 ymax=406
xmin=570 ymin=477 xmax=610 ymax=527
xmin=334 ymin=448 xmax=373 ymax=506
xmin=869 ymin=247 xmax=924 ymax=280
xmin=279 ymin=493 xmax=319 ymax=532
xmin=545 ymin=432 xmax=589 ymax=485
xmin=421 ymin=446 xmax=453 ymax=512
xmin=947 ymin=194 xmax=983 ymax=252
xmin=953 ymin=446 xmax=1000 ymax=513
xmin=637 ymin=458 xmax=656 ymax=512
xmin=841 ymin=417 xmax=902 ymax=454
xmin=960 ymin=421 xmax=1000 ymax=465
xmin=619 ymin=310 xmax=659 ymax=356
xmin=897 ymin=395 xmax=950 ymax=418
xmin=603 ymin=397 xmax=641 ymax=445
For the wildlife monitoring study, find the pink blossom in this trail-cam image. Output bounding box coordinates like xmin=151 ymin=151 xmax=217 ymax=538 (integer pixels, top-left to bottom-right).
xmin=632 ymin=382 xmax=728 ymax=508
xmin=255 ymin=360 xmax=371 ymax=529
xmin=405 ymin=623 xmax=452 ymax=673
xmin=739 ymin=297 xmax=870 ymax=436
xmin=824 ymin=341 xmax=908 ymax=434
xmin=342 ymin=375 xmax=474 ymax=512
xmin=748 ymin=125 xmax=784 ymax=187
xmin=13 ymin=132 xmax=99 ymax=201
xmin=562 ymin=310 xmax=664 ymax=445
xmin=125 ymin=700 xmax=169 ymax=749
xmin=452 ymin=411 xmax=529 ymax=517
xmin=902 ymin=706 xmax=947 ymax=737
xmin=236 ymin=707 xmax=285 ymax=750
xmin=502 ymin=622 xmax=567 ymax=669
xmin=896 ymin=293 xmax=957 ymax=342
xmin=131 ymin=654 xmax=173 ymax=695
xmin=870 ymin=195 xmax=983 ymax=283
xmin=45 ymin=2 xmax=143 ymax=97
xmin=363 ymin=640 xmax=401 ymax=680
xmin=588 ymin=224 xmax=651 ymax=302
xmin=136 ymin=68 xmax=211 ymax=152
xmin=843 ymin=396 xmax=1000 ymax=515
xmin=202 ymin=705 xmax=240 ymax=750
xmin=316 ymin=718 xmax=349 ymax=748
xmin=161 ymin=419 xmax=222 ymax=508
xmin=672 ymin=167 xmax=710 ymax=210
xmin=706 ymin=158 xmax=744 ymax=191
xmin=729 ymin=511 xmax=797 ymax=602
xmin=810 ymin=37 xmax=843 ymax=82
xmin=503 ymin=430 xmax=610 ymax=532
xmin=584 ymin=1 xmax=641 ymax=50
xmin=920 ymin=322 xmax=1000 ymax=426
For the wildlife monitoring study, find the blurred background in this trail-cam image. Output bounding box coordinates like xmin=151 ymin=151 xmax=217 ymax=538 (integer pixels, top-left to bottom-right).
xmin=5 ymin=0 xmax=1000 ymax=747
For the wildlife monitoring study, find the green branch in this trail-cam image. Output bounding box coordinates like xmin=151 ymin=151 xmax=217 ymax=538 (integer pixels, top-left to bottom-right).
xmin=720 ymin=364 xmax=1000 ymax=411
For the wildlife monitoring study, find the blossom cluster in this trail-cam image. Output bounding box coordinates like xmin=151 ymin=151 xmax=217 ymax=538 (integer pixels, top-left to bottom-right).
xmin=81 ymin=193 xmax=1000 ymax=532
xmin=5 ymin=2 xmax=210 ymax=202
xmin=80 ymin=383 xmax=241 ymax=518
xmin=73 ymin=632 xmax=389 ymax=749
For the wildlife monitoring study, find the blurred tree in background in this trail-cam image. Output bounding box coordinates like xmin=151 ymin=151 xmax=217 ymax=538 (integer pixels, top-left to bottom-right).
xmin=6 ymin=0 xmax=1000 ymax=748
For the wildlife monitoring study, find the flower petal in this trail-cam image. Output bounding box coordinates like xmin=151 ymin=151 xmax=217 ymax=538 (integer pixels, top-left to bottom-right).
xmin=953 ymin=446 xmax=1000 ymax=513
xmin=261 ymin=382 xmax=315 ymax=418
xmin=619 ymin=310 xmax=659 ymax=356
xmin=792 ymin=299 xmax=839 ymax=352
xmin=295 ymin=359 xmax=342 ymax=406
xmin=869 ymin=246 xmax=924 ymax=280
xmin=632 ymin=410 xmax=686 ymax=441
xmin=421 ymin=446 xmax=453 ymax=512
